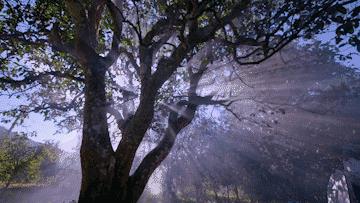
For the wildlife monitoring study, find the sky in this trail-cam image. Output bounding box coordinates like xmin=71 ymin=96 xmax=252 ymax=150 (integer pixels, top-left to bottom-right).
xmin=0 ymin=95 xmax=80 ymax=151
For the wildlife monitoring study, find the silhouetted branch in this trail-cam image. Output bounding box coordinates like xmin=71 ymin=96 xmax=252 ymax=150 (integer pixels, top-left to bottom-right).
xmin=0 ymin=71 xmax=84 ymax=88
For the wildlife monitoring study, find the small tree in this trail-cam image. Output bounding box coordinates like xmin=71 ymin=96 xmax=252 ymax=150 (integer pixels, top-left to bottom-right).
xmin=0 ymin=131 xmax=59 ymax=190
xmin=0 ymin=0 xmax=359 ymax=202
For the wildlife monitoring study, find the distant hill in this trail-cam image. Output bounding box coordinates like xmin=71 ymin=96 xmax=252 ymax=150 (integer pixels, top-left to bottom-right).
xmin=0 ymin=126 xmax=42 ymax=147
xmin=0 ymin=126 xmax=10 ymax=137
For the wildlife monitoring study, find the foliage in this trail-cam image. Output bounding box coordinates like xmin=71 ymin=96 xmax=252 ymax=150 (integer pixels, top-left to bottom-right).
xmin=0 ymin=130 xmax=60 ymax=187
xmin=0 ymin=0 xmax=358 ymax=117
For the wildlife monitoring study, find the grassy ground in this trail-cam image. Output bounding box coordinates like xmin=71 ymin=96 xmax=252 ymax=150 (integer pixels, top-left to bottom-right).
xmin=0 ymin=184 xmax=76 ymax=203
xmin=0 ymin=177 xmax=79 ymax=203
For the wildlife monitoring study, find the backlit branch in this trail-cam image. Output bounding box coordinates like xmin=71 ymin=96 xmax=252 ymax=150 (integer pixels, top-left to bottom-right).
xmin=129 ymin=54 xmax=212 ymax=197
xmin=0 ymin=71 xmax=85 ymax=89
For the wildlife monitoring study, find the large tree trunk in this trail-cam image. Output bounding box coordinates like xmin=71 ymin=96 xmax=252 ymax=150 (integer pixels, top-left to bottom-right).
xmin=76 ymin=58 xmax=197 ymax=202
xmin=77 ymin=62 xmax=146 ymax=203
xmin=78 ymin=64 xmax=117 ymax=202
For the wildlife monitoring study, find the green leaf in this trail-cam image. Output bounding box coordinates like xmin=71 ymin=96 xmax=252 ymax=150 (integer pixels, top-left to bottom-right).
xmin=352 ymin=6 xmax=360 ymax=17
xmin=293 ymin=19 xmax=301 ymax=28
xmin=332 ymin=16 xmax=344 ymax=23
xmin=336 ymin=5 xmax=347 ymax=14
xmin=343 ymin=22 xmax=354 ymax=34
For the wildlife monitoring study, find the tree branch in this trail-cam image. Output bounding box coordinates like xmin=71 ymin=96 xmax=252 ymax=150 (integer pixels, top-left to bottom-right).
xmin=105 ymin=0 xmax=124 ymax=65
xmin=127 ymin=56 xmax=214 ymax=199
xmin=107 ymin=106 xmax=126 ymax=131
xmin=128 ymin=99 xmax=197 ymax=201
xmin=0 ymin=71 xmax=85 ymax=88
xmin=88 ymin=0 xmax=107 ymax=48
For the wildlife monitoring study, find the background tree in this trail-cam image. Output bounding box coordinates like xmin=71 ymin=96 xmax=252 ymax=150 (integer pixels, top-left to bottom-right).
xmin=0 ymin=127 xmax=59 ymax=193
xmin=0 ymin=0 xmax=359 ymax=202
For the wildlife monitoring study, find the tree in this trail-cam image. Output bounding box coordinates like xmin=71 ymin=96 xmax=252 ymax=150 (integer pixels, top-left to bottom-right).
xmin=0 ymin=127 xmax=59 ymax=193
xmin=0 ymin=0 xmax=359 ymax=202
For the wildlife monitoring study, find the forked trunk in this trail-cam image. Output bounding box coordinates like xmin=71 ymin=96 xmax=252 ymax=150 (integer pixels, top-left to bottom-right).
xmin=77 ymin=62 xmax=176 ymax=203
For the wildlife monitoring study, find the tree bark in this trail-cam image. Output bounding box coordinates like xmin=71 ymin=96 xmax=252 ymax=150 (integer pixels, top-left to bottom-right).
xmin=78 ymin=63 xmax=116 ymax=203
xmin=77 ymin=61 xmax=151 ymax=203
